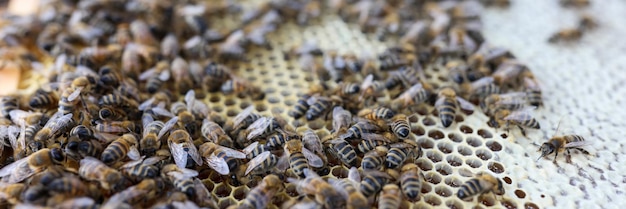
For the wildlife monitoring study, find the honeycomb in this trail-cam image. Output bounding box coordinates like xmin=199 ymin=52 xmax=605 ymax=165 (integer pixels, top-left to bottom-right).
xmin=3 ymin=0 xmax=624 ymax=208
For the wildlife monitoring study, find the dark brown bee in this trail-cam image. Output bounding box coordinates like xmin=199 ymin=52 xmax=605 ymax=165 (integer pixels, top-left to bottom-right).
xmin=289 ymin=94 xmax=310 ymax=119
xmin=457 ymin=172 xmax=504 ymax=201
xmin=29 ymin=89 xmax=59 ymax=110
xmin=1 ymin=96 xmax=19 ymax=120
xmin=538 ymin=134 xmax=590 ymax=163
xmin=435 ymin=87 xmax=474 ymax=128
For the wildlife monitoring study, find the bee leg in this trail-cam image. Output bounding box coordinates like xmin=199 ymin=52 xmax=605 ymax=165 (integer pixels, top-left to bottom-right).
xmin=517 ymin=125 xmax=527 ymax=137
xmin=552 ymin=149 xmax=560 ymax=163
xmin=573 ymin=148 xmax=590 ymax=155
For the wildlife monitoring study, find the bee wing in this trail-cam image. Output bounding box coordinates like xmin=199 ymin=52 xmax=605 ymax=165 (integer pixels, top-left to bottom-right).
xmin=246 ymin=117 xmax=271 ymax=140
xmin=59 ymin=197 xmax=95 ymax=209
xmin=7 ymin=125 xmax=22 ymax=149
xmin=158 ymin=117 xmax=179 ymax=139
xmin=523 ymin=77 xmax=540 ymax=90
xmin=206 ymin=153 xmax=230 ymax=175
xmin=503 ymin=106 xmax=536 ymax=121
xmin=245 ymin=151 xmax=270 ymax=175
xmin=302 ymin=148 xmax=324 ymax=168
xmin=184 ymin=90 xmax=195 ymax=111
xmin=470 ymin=76 xmax=494 ymax=90
xmin=120 ymin=156 xmax=146 ymax=169
xmin=276 ymin=154 xmax=289 ymax=171
xmin=138 ymin=97 xmax=155 ymax=111
xmin=364 ymin=170 xmax=392 ymax=179
xmin=348 ymin=167 xmax=361 ymax=182
xmin=188 ymin=143 xmax=203 ymax=166
xmin=93 ymin=132 xmax=119 ymax=143
xmin=167 ymin=167 xmax=199 ymax=180
xmin=152 ymin=106 xmax=175 ymax=118
xmin=360 ymin=74 xmax=374 ymax=91
xmin=127 ymin=146 xmax=141 ymax=161
xmin=143 ymin=156 xmax=165 ymax=165
xmin=0 ymin=156 xmax=27 ymax=178
xmin=191 ymin=101 xmax=210 ymax=119
xmin=169 ymin=141 xmax=189 ymax=169
xmin=8 ymin=110 xmax=29 ymax=126
xmin=328 ymin=178 xmax=350 ymax=200
xmin=141 ymin=114 xmax=154 ymax=132
xmin=564 ymin=140 xmax=593 ymax=148
xmin=218 ymin=146 xmax=247 ymax=159
xmin=158 ymin=70 xmax=170 ymax=81
xmin=434 ymin=96 xmax=446 ymax=107
xmin=389 ymin=142 xmax=412 ymax=149
xmin=49 ymin=113 xmax=73 ymax=134
xmin=3 ymin=157 xmax=37 ymax=183
xmin=242 ymin=141 xmax=259 ymax=155
xmin=456 ymin=96 xmax=475 ymax=111
xmin=67 ymin=87 xmax=83 ymax=102
xmin=138 ymin=68 xmax=157 ymax=81
xmin=332 ymin=106 xmax=352 ymax=131
xmin=496 ymin=92 xmax=528 ymax=105
xmin=361 ymin=133 xmax=392 ymax=142
xmin=233 ymin=106 xmax=254 ymax=128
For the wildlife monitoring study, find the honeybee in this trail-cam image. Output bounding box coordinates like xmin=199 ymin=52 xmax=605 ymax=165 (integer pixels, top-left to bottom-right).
xmin=328 ymin=167 xmax=368 ymax=209
xmin=288 ymin=168 xmax=346 ymax=208
xmin=101 ymin=134 xmax=141 ymax=165
xmin=97 ymin=107 xmax=124 ymax=121
xmin=289 ymin=94 xmax=311 ymax=119
xmin=400 ymin=163 xmax=423 ymax=201
xmin=98 ymin=94 xmax=138 ymax=109
xmin=538 ymin=126 xmax=591 ymax=163
xmin=490 ymin=107 xmax=540 ymax=136
xmin=435 ymin=87 xmax=475 ymax=127
xmin=161 ymin=164 xmax=198 ymax=198
xmin=203 ymin=62 xmax=233 ymax=92
xmin=245 ymin=117 xmax=282 ymax=141
xmin=77 ymin=140 xmax=103 ymax=158
xmin=305 ymin=96 xmax=336 ymax=121
xmin=244 ymin=151 xmax=279 ymax=176
xmin=120 ymin=156 xmax=163 ymax=181
xmin=227 ymin=106 xmax=262 ymax=135
xmin=340 ymin=120 xmax=384 ymax=141
xmin=79 ymin=157 xmax=128 ymax=192
xmin=481 ymin=92 xmax=528 ymax=116
xmin=280 ymin=139 xmax=324 ymax=178
xmin=331 ymin=106 xmax=352 ymax=133
xmin=242 ymin=141 xmax=270 ymax=159
xmin=390 ymin=83 xmax=431 ymax=111
xmin=358 ymin=107 xmax=395 ymax=123
xmin=357 ymin=132 xmax=395 ymax=153
xmin=335 ymin=82 xmax=361 ymax=98
xmin=384 ymin=67 xmax=421 ymax=90
xmin=199 ymin=142 xmax=246 ymax=175
xmin=94 ymin=120 xmax=138 ymax=134
xmin=389 ymin=114 xmax=411 ymax=139
xmin=520 ymin=70 xmax=543 ymax=107
xmin=220 ymin=78 xmax=265 ymax=100
xmin=171 ymin=57 xmax=194 ymax=94
xmin=360 ymin=169 xmax=398 ymax=197
xmin=29 ymin=89 xmax=59 ymax=110
xmin=98 ymin=65 xmax=122 ymax=88
xmin=161 ymin=33 xmax=179 ymax=60
xmin=386 ymin=140 xmax=421 ymax=169
xmin=140 ymin=116 xmax=178 ymax=156
xmin=239 ymin=174 xmax=284 ymax=209
xmin=138 ymin=92 xmax=174 ymax=117
xmin=462 ymin=76 xmax=501 ymax=101
xmin=122 ymin=43 xmax=159 ymax=78
xmin=467 ymin=43 xmax=511 ymax=70
xmin=548 ymin=28 xmax=583 ymax=43
xmin=47 ymin=175 xmax=89 ymax=196
xmin=103 ymin=178 xmax=166 ymax=208
xmin=493 ymin=60 xmax=525 ymax=85
xmin=33 ymin=113 xmax=74 ymax=150
xmin=323 ymin=50 xmax=346 ymax=82
xmin=0 ymin=148 xmax=65 ymax=183
xmin=361 ymin=146 xmax=388 ymax=170
xmin=171 ymin=102 xmax=197 ymax=136
xmin=201 ymin=119 xmax=233 ymax=148
xmin=168 ymin=129 xmax=202 ymax=169
xmin=325 ymin=138 xmax=358 ymax=167
xmin=182 ymin=35 xmax=211 ymax=60
xmin=359 ymin=74 xmax=386 ymax=103
xmin=57 ymin=88 xmax=81 ymax=116
xmin=139 ymin=61 xmax=171 ymax=94
xmin=218 ymin=30 xmax=246 ymax=60
xmin=302 ymin=129 xmax=327 ymax=163
xmin=0 ymin=96 xmax=18 ymax=120
xmin=457 ymin=172 xmax=504 ymax=201
xmin=379 ymin=184 xmax=402 ymax=209
xmin=130 ymin=19 xmax=158 ymax=46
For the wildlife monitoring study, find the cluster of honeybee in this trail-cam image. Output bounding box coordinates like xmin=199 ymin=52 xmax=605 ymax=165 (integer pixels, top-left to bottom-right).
xmin=0 ymin=0 xmax=594 ymax=208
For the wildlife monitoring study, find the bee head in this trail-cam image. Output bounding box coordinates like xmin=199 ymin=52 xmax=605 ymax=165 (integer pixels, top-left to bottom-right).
xmin=537 ymin=143 xmax=555 ymax=161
